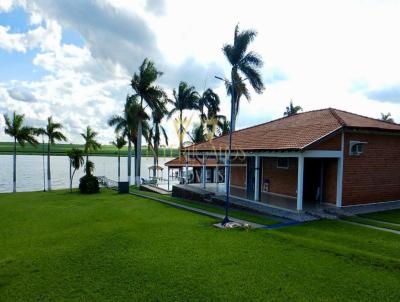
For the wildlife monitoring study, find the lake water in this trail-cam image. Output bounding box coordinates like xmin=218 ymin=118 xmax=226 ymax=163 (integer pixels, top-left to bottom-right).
xmin=0 ymin=155 xmax=174 ymax=193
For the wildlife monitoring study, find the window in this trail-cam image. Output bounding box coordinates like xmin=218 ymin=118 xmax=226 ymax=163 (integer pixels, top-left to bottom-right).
xmin=349 ymin=141 xmax=367 ymax=156
xmin=277 ymin=158 xmax=289 ymax=169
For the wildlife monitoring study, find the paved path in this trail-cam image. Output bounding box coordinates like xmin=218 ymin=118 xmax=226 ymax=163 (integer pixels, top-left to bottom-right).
xmin=129 ymin=191 xmax=266 ymax=229
xmin=339 ymin=220 xmax=400 ymax=235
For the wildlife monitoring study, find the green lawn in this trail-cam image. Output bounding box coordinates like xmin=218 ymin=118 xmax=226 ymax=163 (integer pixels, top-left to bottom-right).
xmin=360 ymin=210 xmax=400 ymax=225
xmin=1 ymin=190 xmax=400 ymax=301
xmin=0 ymin=142 xmax=179 ymax=157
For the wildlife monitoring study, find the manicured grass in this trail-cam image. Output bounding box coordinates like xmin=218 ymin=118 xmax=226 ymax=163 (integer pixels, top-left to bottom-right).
xmin=0 ymin=142 xmax=179 ymax=157
xmin=359 ymin=210 xmax=400 ymax=225
xmin=0 ymin=190 xmax=400 ymax=301
xmin=130 ymin=186 xmax=281 ymax=225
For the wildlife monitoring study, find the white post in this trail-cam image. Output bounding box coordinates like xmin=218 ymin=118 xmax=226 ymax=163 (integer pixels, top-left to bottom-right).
xmin=167 ymin=167 xmax=170 ymax=191
xmin=202 ymin=154 xmax=206 ymax=189
xmin=254 ymin=156 xmax=261 ymax=201
xmin=185 ymin=152 xmax=189 ymax=184
xmin=297 ymin=155 xmax=304 ymax=211
xmin=336 ymin=132 xmax=344 ymax=207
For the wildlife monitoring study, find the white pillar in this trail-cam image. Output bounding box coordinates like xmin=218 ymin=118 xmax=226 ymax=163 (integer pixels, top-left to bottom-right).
xmin=224 ymin=155 xmax=228 ymax=193
xmin=185 ymin=152 xmax=189 ymax=184
xmin=202 ymin=154 xmax=206 ymax=189
xmin=336 ymin=131 xmax=344 ymax=207
xmin=254 ymin=156 xmax=261 ymax=201
xmin=297 ymin=155 xmax=304 ymax=211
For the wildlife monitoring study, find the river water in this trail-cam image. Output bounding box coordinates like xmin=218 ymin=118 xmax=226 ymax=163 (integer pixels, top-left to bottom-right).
xmin=0 ymin=155 xmax=174 ymax=193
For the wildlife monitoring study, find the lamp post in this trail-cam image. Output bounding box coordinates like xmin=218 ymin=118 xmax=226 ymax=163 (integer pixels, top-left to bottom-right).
xmin=215 ymin=73 xmax=247 ymax=225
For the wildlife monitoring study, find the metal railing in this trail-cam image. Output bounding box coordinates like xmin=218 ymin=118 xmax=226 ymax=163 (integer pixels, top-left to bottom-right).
xmin=97 ymin=176 xmax=118 ymax=189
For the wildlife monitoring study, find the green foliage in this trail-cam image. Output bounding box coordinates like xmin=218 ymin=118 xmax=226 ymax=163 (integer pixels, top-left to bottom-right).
xmin=284 ymin=100 xmax=303 ymax=116
xmin=79 ymin=174 xmax=100 ymax=194
xmin=3 ymin=111 xmax=38 ymax=147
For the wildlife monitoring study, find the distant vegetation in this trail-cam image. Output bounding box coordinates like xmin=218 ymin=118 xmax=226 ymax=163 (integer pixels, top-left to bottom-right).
xmin=0 ymin=142 xmax=179 ymax=157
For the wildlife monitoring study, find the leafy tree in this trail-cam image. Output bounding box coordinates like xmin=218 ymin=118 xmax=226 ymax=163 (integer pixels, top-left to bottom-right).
xmin=198 ymin=88 xmax=220 ymax=122
xmin=191 ymin=123 xmax=206 ymax=144
xmin=108 ymin=95 xmax=149 ymax=185
xmin=222 ymin=23 xmax=265 ymax=130
xmin=380 ymin=112 xmax=395 ymax=123
xmin=112 ymin=135 xmax=126 ymax=182
xmin=3 ymin=112 xmax=38 ymax=192
xmin=80 ymin=126 xmax=101 ymax=175
xmin=168 ymin=81 xmax=200 ymax=150
xmin=284 ymin=100 xmax=303 ymax=116
xmin=130 ymin=58 xmax=165 ymax=186
xmin=67 ymin=148 xmax=84 ymax=192
xmin=36 ymin=116 xmax=67 ymax=191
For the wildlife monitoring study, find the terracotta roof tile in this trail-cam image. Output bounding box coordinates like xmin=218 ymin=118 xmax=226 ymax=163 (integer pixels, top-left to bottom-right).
xmin=165 ymin=156 xmax=221 ymax=167
xmin=184 ymin=108 xmax=400 ymax=152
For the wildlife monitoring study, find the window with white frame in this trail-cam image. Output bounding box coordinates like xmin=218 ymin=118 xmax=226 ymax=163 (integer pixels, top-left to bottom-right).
xmin=277 ymin=157 xmax=289 ymax=169
xmin=349 ymin=141 xmax=367 ymax=156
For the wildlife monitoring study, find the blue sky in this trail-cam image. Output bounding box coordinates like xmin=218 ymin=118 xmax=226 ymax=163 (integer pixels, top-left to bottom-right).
xmin=1 ymin=0 xmax=400 ymax=144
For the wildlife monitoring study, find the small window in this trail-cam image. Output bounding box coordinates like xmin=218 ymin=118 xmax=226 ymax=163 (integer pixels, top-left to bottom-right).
xmin=277 ymin=158 xmax=289 ymax=169
xmin=349 ymin=141 xmax=367 ymax=156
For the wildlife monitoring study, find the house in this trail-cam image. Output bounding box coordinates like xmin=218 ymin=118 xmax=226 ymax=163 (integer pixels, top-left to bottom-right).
xmin=167 ymin=108 xmax=400 ymax=214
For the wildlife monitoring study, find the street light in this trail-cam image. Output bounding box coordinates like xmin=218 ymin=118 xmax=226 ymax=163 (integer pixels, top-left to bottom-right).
xmin=214 ymin=74 xmax=247 ymax=225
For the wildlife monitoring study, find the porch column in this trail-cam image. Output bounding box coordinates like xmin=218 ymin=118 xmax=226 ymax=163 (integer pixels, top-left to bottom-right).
xmin=297 ymin=155 xmax=304 ymax=211
xmin=254 ymin=156 xmax=261 ymax=201
xmin=201 ymin=154 xmax=206 ymax=189
xmin=167 ymin=167 xmax=170 ymax=191
xmin=224 ymin=155 xmax=228 ymax=190
xmin=336 ymin=131 xmax=344 ymax=207
xmin=185 ymin=152 xmax=189 ymax=184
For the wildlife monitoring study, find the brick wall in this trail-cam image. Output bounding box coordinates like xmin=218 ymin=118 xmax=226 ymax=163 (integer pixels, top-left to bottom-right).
xmin=230 ymin=158 xmax=246 ymax=188
xmin=342 ymin=131 xmax=400 ymax=205
xmin=262 ymin=157 xmax=298 ymax=197
xmin=323 ymin=158 xmax=337 ymax=204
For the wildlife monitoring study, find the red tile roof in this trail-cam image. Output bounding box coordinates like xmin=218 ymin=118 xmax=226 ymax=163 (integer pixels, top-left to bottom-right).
xmin=184 ymin=108 xmax=400 ymax=152
xmin=165 ymin=156 xmax=221 ymax=167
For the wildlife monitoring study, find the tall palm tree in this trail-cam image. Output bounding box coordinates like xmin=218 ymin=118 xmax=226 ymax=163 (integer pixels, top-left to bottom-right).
xmin=3 ymin=112 xmax=38 ymax=192
xmin=222 ymin=23 xmax=265 ymax=131
xmin=112 ymin=135 xmax=126 ymax=182
xmin=380 ymin=112 xmax=394 ymax=123
xmin=284 ymin=100 xmax=303 ymax=116
xmin=220 ymin=24 xmax=265 ymax=224
xmin=215 ymin=115 xmax=230 ymax=137
xmin=108 ymin=95 xmax=149 ymax=185
xmin=130 ymin=58 xmax=165 ymax=187
xmin=81 ymin=126 xmax=101 ymax=175
xmin=191 ymin=123 xmax=206 ymax=143
xmin=148 ymin=100 xmax=169 ymax=178
xmin=168 ymin=81 xmax=200 ymax=151
xmin=67 ymin=148 xmax=84 ymax=192
xmin=36 ymin=116 xmax=67 ymax=191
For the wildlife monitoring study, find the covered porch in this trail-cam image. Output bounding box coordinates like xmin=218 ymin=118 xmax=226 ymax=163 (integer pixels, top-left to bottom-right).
xmin=176 ymin=150 xmax=343 ymax=212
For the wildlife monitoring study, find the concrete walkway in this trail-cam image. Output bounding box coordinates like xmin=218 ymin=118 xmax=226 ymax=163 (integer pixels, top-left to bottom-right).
xmin=129 ymin=190 xmax=268 ymax=229
xmin=339 ymin=219 xmax=400 ymax=235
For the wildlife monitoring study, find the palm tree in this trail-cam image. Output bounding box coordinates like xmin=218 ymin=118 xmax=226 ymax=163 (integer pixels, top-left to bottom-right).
xmin=3 ymin=112 xmax=38 ymax=192
xmin=220 ymin=24 xmax=265 ymax=224
xmin=216 ymin=115 xmax=230 ymax=137
xmin=380 ymin=112 xmax=395 ymax=123
xmin=284 ymin=100 xmax=303 ymax=116
xmin=36 ymin=116 xmax=67 ymax=191
xmin=108 ymin=95 xmax=149 ymax=185
xmin=112 ymin=135 xmax=126 ymax=182
xmin=81 ymin=126 xmax=101 ymax=175
xmin=148 ymin=100 xmax=169 ymax=178
xmin=222 ymin=23 xmax=265 ymax=131
xmin=168 ymin=81 xmax=200 ymax=151
xmin=191 ymin=123 xmax=206 ymax=143
xmin=130 ymin=58 xmax=165 ymax=187
xmin=67 ymin=148 xmax=84 ymax=192
xmin=198 ymin=88 xmax=220 ymax=123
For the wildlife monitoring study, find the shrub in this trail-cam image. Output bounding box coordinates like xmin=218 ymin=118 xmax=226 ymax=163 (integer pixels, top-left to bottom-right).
xmin=79 ymin=175 xmax=100 ymax=194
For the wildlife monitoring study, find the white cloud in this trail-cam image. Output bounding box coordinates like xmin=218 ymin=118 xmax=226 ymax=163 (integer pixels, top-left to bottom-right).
xmin=7 ymin=87 xmax=38 ymax=102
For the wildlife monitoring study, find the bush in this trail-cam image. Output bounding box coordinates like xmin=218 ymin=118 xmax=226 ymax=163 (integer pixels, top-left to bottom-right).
xmin=79 ymin=175 xmax=100 ymax=194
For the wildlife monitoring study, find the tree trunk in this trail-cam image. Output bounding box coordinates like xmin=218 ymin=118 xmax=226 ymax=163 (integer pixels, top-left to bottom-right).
xmin=127 ymin=138 xmax=132 ymax=186
xmin=47 ymin=141 xmax=51 ymax=191
xmin=13 ymin=138 xmax=16 ymax=193
xmin=153 ymin=145 xmax=157 ymax=179
xmin=136 ymin=120 xmax=142 ymax=187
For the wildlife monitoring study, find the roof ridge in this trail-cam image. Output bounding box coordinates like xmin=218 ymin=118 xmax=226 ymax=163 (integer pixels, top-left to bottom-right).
xmin=332 ymin=108 xmax=400 ymax=126
xmin=329 ymin=108 xmax=346 ymax=126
